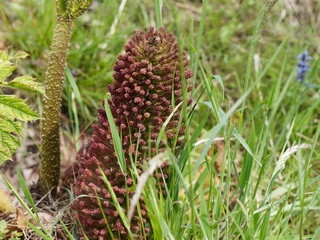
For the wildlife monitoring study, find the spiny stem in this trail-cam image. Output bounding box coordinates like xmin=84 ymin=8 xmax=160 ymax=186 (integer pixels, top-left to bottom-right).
xmin=39 ymin=18 xmax=74 ymax=194
xmin=39 ymin=0 xmax=94 ymax=195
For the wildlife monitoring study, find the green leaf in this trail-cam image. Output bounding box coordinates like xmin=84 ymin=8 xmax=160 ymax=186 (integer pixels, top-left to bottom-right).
xmin=0 ymin=116 xmax=22 ymax=138
xmin=0 ymin=49 xmax=39 ymax=167
xmin=8 ymin=76 xmax=45 ymax=94
xmin=0 ymin=61 xmax=16 ymax=84
xmin=0 ymin=50 xmax=9 ymax=62
xmin=0 ymin=131 xmax=20 ymax=156
xmin=0 ymin=146 xmax=11 ymax=166
xmin=0 ymin=95 xmax=39 ymax=121
xmin=12 ymin=50 xmax=29 ymax=60
xmin=0 ymin=108 xmax=24 ymax=166
xmin=0 ymin=219 xmax=8 ymax=234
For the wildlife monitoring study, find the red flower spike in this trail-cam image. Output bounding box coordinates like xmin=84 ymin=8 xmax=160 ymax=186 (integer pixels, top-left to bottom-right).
xmin=72 ymin=27 xmax=192 ymax=240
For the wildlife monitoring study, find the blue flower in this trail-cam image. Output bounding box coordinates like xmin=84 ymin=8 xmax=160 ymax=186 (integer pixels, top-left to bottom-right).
xmin=89 ymin=0 xmax=99 ymax=10
xmin=296 ymin=50 xmax=312 ymax=82
xmin=71 ymin=69 xmax=77 ymax=77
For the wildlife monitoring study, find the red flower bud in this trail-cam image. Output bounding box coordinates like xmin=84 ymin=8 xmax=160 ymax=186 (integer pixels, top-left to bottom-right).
xmin=72 ymin=27 xmax=192 ymax=239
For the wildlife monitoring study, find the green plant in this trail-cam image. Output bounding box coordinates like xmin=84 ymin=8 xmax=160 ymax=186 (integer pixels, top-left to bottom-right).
xmin=0 ymin=220 xmax=8 ymax=239
xmin=1 ymin=166 xmax=80 ymax=240
xmin=0 ymin=219 xmax=23 ymax=240
xmin=0 ymin=49 xmax=43 ymax=166
xmin=39 ymin=0 xmax=94 ymax=194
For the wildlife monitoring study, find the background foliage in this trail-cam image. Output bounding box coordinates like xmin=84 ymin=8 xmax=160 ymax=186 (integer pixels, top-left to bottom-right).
xmin=0 ymin=0 xmax=319 ymax=239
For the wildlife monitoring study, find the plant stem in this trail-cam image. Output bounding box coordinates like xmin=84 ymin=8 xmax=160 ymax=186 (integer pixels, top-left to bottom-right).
xmin=39 ymin=18 xmax=74 ymax=194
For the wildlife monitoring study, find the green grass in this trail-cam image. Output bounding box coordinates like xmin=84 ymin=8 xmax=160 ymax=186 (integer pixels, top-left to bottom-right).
xmin=1 ymin=0 xmax=320 ymax=239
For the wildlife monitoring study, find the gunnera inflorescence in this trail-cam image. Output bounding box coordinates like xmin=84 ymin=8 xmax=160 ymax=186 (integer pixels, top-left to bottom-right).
xmin=71 ymin=27 xmax=193 ymax=239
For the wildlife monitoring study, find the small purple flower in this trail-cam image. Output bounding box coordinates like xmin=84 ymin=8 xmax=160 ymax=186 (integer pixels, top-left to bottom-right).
xmin=71 ymin=69 xmax=77 ymax=77
xmin=296 ymin=50 xmax=312 ymax=82
xmin=89 ymin=0 xmax=99 ymax=10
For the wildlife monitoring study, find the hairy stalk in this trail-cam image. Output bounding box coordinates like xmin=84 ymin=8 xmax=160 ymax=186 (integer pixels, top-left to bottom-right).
xmin=39 ymin=0 xmax=94 ymax=194
xmin=39 ymin=18 xmax=74 ymax=194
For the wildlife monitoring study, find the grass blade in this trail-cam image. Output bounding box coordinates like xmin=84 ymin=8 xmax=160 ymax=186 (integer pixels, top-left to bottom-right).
xmin=98 ymin=166 xmax=134 ymax=240
xmin=58 ymin=217 xmax=75 ymax=240
xmin=104 ymin=94 xmax=126 ymax=174
xmin=17 ymin=168 xmax=39 ymax=220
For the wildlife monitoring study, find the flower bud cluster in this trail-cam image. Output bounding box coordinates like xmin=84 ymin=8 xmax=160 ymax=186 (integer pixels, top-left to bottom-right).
xmin=72 ymin=27 xmax=192 ymax=239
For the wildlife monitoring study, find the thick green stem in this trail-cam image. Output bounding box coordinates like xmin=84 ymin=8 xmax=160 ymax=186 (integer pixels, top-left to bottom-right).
xmin=39 ymin=18 xmax=74 ymax=194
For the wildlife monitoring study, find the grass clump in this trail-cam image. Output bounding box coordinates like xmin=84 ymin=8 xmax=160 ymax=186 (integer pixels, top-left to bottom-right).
xmin=0 ymin=0 xmax=319 ymax=239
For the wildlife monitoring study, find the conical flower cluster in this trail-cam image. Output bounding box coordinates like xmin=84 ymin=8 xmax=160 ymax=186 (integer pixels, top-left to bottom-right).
xmin=72 ymin=27 xmax=192 ymax=239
